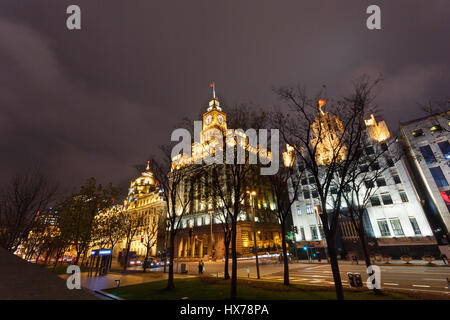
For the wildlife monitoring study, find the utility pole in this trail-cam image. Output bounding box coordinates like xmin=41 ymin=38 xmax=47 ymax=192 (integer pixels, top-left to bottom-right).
xmin=247 ymin=191 xmax=260 ymax=279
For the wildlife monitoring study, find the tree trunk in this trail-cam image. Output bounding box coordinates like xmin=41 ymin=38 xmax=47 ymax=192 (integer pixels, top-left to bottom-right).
xmin=281 ymin=223 xmax=289 ymax=285
xmin=230 ymin=218 xmax=237 ymax=300
xmin=123 ymin=244 xmax=131 ymax=273
xmin=356 ymin=217 xmax=380 ymax=294
xmin=143 ymin=246 xmax=149 ymax=273
xmin=327 ymin=238 xmax=344 ymax=300
xmin=167 ymin=229 xmax=175 ymax=289
xmin=224 ymin=235 xmax=230 ymax=280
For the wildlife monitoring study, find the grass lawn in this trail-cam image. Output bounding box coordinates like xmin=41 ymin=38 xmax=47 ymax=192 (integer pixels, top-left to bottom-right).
xmin=104 ymin=277 xmax=417 ymax=300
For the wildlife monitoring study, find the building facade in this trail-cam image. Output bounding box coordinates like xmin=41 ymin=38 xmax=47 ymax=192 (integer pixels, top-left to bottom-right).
xmin=288 ymin=107 xmax=437 ymax=259
xmin=400 ymin=112 xmax=450 ymax=252
xmin=171 ymin=93 xmax=283 ymax=260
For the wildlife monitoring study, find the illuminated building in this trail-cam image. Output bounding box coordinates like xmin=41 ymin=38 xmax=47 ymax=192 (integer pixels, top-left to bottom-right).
xmin=288 ymin=106 xmax=436 ymax=259
xmin=310 ymin=100 xmax=347 ymax=166
xmin=400 ymin=112 xmax=450 ymax=253
xmin=171 ymin=86 xmax=282 ymax=260
xmin=112 ymin=162 xmax=167 ymax=258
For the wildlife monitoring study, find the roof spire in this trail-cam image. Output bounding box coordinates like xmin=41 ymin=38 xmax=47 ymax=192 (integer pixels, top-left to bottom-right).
xmin=146 ymin=160 xmax=150 ymax=171
xmin=210 ymin=81 xmax=216 ymax=99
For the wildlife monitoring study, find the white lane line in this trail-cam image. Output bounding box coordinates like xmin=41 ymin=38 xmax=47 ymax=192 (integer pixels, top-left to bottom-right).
xmin=384 ymin=283 xmax=399 ymax=286
xmin=312 ymin=275 xmax=328 ymax=278
xmin=412 ymin=284 xmax=431 ymax=288
xmin=422 ymin=278 xmax=446 ymax=282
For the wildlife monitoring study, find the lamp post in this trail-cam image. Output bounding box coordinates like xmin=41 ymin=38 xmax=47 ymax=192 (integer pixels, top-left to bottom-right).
xmin=209 ymin=210 xmax=215 ymax=260
xmin=247 ymin=190 xmax=260 ymax=279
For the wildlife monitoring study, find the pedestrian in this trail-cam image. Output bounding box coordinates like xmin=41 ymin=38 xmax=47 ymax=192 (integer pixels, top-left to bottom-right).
xmin=198 ymin=260 xmax=203 ymax=274
xmin=441 ymin=254 xmax=448 ymax=265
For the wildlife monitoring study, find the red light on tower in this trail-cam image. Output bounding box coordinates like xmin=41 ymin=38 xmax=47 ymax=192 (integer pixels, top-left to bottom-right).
xmin=36 ymin=210 xmax=40 ymax=216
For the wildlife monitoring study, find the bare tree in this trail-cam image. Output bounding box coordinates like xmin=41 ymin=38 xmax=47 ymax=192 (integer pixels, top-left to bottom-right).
xmin=0 ymin=167 xmax=58 ymax=253
xmin=121 ymin=211 xmax=144 ymax=272
xmin=142 ymin=208 xmax=163 ymax=272
xmin=274 ymin=76 xmax=382 ymax=300
xmin=266 ymin=145 xmax=303 ymax=285
xmin=149 ymin=145 xmax=194 ymax=289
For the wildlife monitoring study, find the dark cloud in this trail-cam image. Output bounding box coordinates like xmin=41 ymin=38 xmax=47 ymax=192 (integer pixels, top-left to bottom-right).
xmin=0 ymin=0 xmax=449 ymax=189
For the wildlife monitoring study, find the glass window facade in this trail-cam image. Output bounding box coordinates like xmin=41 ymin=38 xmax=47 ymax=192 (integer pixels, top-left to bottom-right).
xmin=381 ymin=193 xmax=393 ymax=205
xmin=310 ymin=226 xmax=319 ymax=240
xmin=419 ymin=145 xmax=436 ymax=164
xmin=399 ymin=190 xmax=409 ymax=202
xmin=370 ymin=196 xmax=381 ymax=206
xmin=429 ymin=166 xmax=449 ymax=188
xmin=438 ymin=141 xmax=450 ymax=160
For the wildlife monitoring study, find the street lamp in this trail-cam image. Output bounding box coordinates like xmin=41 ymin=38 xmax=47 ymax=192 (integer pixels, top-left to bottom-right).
xmin=246 ymin=190 xmax=260 ymax=279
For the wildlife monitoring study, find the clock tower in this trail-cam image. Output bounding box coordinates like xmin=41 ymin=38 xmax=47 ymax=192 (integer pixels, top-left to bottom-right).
xmin=201 ymin=83 xmax=227 ymax=143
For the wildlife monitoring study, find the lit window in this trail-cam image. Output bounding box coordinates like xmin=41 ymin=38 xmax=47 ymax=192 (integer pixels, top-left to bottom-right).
xmin=389 ymin=218 xmax=405 ymax=236
xmin=429 ymin=167 xmax=449 ymax=188
xmin=306 ymin=205 xmax=314 ymax=214
xmin=419 ymin=145 xmax=436 ymax=164
xmin=430 ymin=125 xmax=442 ymax=133
xmin=297 ymin=207 xmax=301 ymax=216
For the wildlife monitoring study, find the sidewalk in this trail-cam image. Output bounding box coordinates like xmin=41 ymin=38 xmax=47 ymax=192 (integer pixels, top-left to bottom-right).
xmin=293 ymin=258 xmax=449 ymax=266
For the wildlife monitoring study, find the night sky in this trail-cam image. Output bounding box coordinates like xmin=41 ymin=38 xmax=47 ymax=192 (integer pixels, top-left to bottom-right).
xmin=0 ymin=1 xmax=449 ymax=192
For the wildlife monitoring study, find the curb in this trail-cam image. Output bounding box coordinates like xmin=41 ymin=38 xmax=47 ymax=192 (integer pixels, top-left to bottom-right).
xmin=94 ymin=290 xmax=124 ymax=300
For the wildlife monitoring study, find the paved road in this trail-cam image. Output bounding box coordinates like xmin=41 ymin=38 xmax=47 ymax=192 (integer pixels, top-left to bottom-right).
xmin=180 ymin=259 xmax=450 ymax=295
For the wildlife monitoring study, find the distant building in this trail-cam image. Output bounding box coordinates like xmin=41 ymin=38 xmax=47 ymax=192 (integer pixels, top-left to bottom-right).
xmin=400 ymin=111 xmax=450 ymax=250
xmin=113 ymin=163 xmax=167 ymax=258
xmin=287 ymin=105 xmax=437 ymax=259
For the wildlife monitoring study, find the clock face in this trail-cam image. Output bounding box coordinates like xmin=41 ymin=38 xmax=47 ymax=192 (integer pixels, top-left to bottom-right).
xmin=217 ymin=114 xmax=224 ymax=124
xmin=205 ymin=115 xmax=212 ymax=124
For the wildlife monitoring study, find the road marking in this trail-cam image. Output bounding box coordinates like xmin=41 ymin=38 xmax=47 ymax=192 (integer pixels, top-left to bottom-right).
xmin=312 ymin=275 xmax=328 ymax=278
xmin=412 ymin=284 xmax=431 ymax=288
xmin=422 ymin=278 xmax=446 ymax=282
xmin=384 ymin=283 xmax=399 ymax=286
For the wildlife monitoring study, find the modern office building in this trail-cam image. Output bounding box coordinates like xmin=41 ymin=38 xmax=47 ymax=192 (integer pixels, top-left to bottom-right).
xmin=400 ymin=111 xmax=450 ymax=256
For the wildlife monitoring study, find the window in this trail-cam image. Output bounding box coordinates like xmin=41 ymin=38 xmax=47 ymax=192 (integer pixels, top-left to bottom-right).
xmin=303 ymin=191 xmax=311 ymax=199
xmin=377 ymin=219 xmax=391 ymax=236
xmin=365 ymin=146 xmax=375 ymax=155
xmin=331 ymin=187 xmax=338 ymax=194
xmin=310 ymin=226 xmax=319 ymax=240
xmin=419 ymin=145 xmax=436 ymax=164
xmin=376 ymin=178 xmax=387 ymax=187
xmin=438 ymin=141 xmax=450 ymax=160
xmin=300 ymin=227 xmax=305 ymax=241
xmin=429 ymin=167 xmax=449 ymax=188
xmin=412 ymin=129 xmax=424 ymax=137
xmin=301 ymin=178 xmax=308 ymax=185
xmin=386 ymin=157 xmax=395 ymax=167
xmin=439 ymin=190 xmax=450 ymax=212
xmin=381 ymin=193 xmax=393 ymax=205
xmin=308 ymin=177 xmax=316 ymax=184
xmin=297 ymin=207 xmax=301 ymax=216
xmin=371 ymin=162 xmax=380 ymax=171
xmin=409 ymin=217 xmax=421 ymax=235
xmin=306 ymin=205 xmax=314 ymax=214
xmin=399 ymin=190 xmax=409 ymax=202
xmin=389 ymin=218 xmax=405 ymax=236
xmin=312 ymin=191 xmax=318 ymax=198
xmin=364 ymin=180 xmax=375 ymax=188
xmin=360 ymin=165 xmax=369 ymax=173
xmin=393 ymin=175 xmax=401 ymax=184
xmin=430 ymin=125 xmax=442 ymax=133
xmin=370 ymin=196 xmax=381 ymax=206
xmin=381 ymin=143 xmax=388 ymax=151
